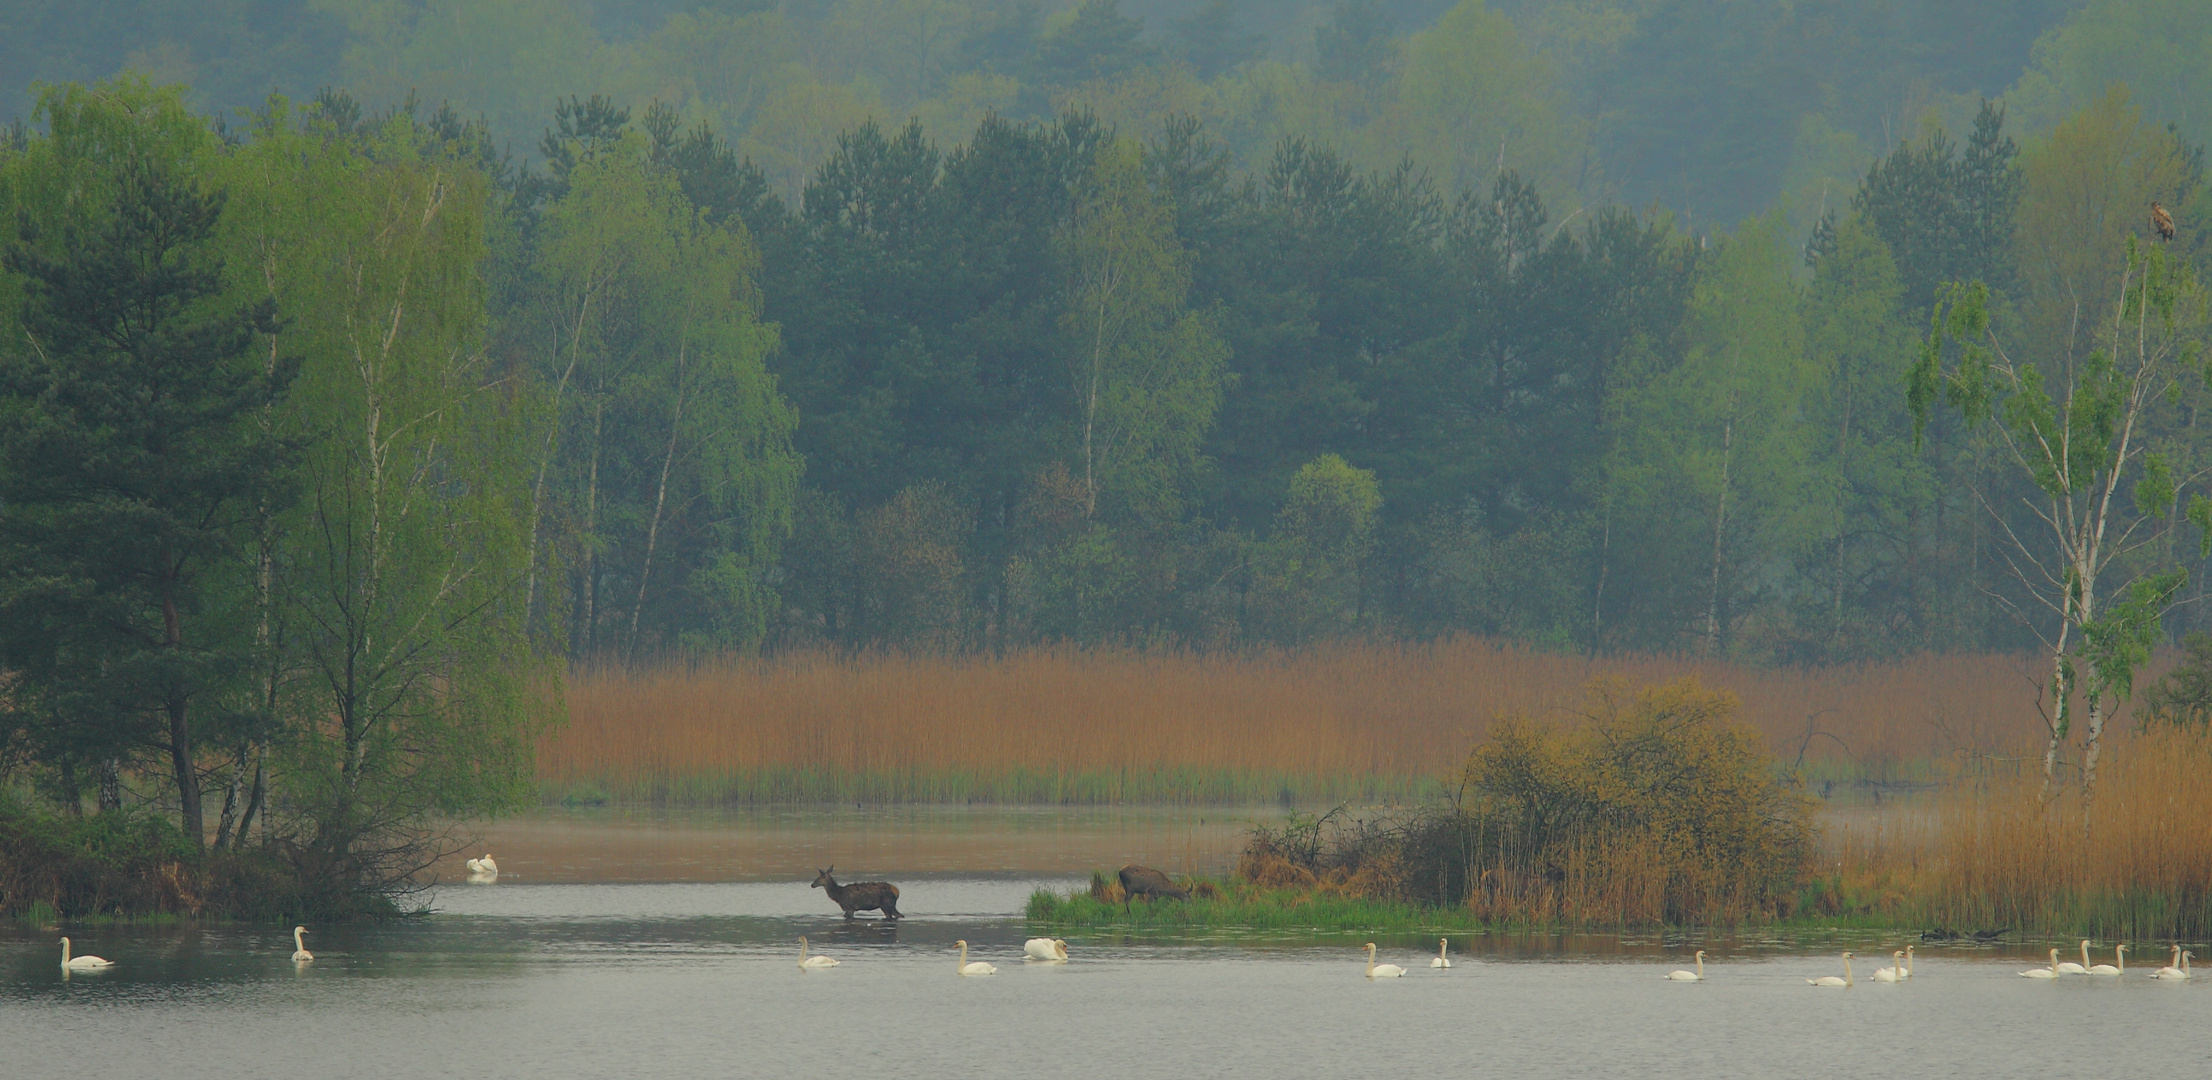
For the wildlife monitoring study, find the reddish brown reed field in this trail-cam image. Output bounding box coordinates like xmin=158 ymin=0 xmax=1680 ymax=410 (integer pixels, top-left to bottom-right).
xmin=1826 ymin=728 xmax=2212 ymax=937
xmin=544 ymin=639 xmax=2072 ymax=798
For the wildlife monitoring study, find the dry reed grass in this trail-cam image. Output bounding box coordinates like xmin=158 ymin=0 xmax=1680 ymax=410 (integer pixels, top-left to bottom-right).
xmin=1825 ymin=729 xmax=2212 ymax=938
xmin=545 ymin=640 xmax=2074 ymax=804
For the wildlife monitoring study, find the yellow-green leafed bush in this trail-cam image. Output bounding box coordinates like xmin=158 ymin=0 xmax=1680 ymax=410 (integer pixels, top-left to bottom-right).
xmin=1420 ymin=677 xmax=1814 ymax=925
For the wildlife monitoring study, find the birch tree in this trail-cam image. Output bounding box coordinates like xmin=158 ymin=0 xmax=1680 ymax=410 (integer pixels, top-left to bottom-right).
xmin=531 ymin=131 xmax=798 ymax=659
xmin=1912 ymin=238 xmax=2210 ymax=802
xmin=266 ymin=113 xmax=548 ymax=882
xmin=1060 ymin=136 xmax=1227 ymax=526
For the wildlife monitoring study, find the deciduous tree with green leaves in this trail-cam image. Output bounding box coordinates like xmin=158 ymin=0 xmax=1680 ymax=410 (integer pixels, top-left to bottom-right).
xmin=1912 ymin=238 xmax=2211 ymax=802
xmin=1060 ymin=135 xmax=1228 ymax=526
xmin=234 ymin=104 xmax=551 ymax=891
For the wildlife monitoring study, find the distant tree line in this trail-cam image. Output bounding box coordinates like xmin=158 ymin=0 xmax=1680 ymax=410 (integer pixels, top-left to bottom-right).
xmin=557 ymin=87 xmax=2198 ymax=669
xmin=2 ymin=71 xmax=2208 ymax=860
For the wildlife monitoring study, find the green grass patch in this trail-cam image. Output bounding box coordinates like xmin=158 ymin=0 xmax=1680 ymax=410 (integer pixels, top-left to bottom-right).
xmin=1024 ymin=882 xmax=2002 ymax=937
xmin=541 ymin=766 xmax=1440 ymax=807
xmin=1026 ymin=883 xmax=1492 ymax=934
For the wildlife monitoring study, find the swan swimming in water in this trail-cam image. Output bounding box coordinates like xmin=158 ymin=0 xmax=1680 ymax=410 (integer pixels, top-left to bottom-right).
xmin=466 ymin=853 xmax=498 ymax=877
xmin=59 ymin=938 xmax=113 ymax=971
xmin=1664 ymin=950 xmax=1705 ymax=981
xmin=797 ymin=936 xmax=838 ymax=969
xmin=1431 ymin=938 xmax=1451 ymax=969
xmin=1872 ymin=950 xmax=1905 ymax=982
xmin=1807 ymin=951 xmax=1853 ymax=988
xmin=290 ymin=926 xmax=313 ymax=963
xmin=2057 ymin=940 xmax=2090 ymax=975
xmin=1363 ymin=942 xmax=1406 ymax=978
xmin=2151 ymin=946 xmax=2191 ymax=980
xmin=2086 ymin=943 xmax=2125 ymax=976
xmin=2020 ymin=948 xmax=2061 ymax=979
xmin=954 ymin=940 xmax=996 ymax=976
xmin=1024 ymin=938 xmax=1070 ymax=962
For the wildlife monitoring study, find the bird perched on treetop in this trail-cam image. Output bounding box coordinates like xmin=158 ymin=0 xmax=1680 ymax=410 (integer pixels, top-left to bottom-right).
xmin=2151 ymin=200 xmax=2176 ymax=242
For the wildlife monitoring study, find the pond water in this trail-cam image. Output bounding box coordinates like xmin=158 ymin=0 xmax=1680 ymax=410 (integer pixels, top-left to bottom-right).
xmin=3 ymin=809 xmax=2204 ymax=1078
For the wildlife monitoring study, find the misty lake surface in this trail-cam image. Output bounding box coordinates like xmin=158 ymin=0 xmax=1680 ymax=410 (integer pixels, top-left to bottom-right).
xmin=4 ymin=808 xmax=2205 ymax=1079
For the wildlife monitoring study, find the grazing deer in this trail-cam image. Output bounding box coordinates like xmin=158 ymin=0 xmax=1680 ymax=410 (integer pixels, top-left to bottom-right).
xmin=811 ymin=866 xmax=902 ymax=920
xmin=1116 ymin=864 xmax=1190 ymax=911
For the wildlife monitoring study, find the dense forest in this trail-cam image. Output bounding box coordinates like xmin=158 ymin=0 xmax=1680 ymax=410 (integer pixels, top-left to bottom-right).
xmin=2 ymin=2 xmax=2211 ymax=881
xmin=0 ymin=2 xmax=2209 ymax=665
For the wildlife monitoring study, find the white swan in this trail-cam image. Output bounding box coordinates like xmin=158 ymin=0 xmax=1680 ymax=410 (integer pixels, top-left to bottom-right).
xmin=1872 ymin=950 xmax=1905 ymax=982
xmin=1901 ymin=944 xmax=1914 ymax=979
xmin=59 ymin=938 xmax=113 ymax=971
xmin=2020 ymin=948 xmax=2061 ymax=978
xmin=1665 ymin=950 xmax=1705 ymax=981
xmin=2087 ymin=943 xmax=2125 ymax=976
xmin=290 ymin=926 xmax=313 ymax=963
xmin=1431 ymin=938 xmax=1452 ymax=969
xmin=2057 ymin=939 xmax=2089 ymax=975
xmin=466 ymin=853 xmax=498 ymax=875
xmin=798 ymin=935 xmax=838 ymax=969
xmin=1364 ymin=942 xmax=1407 ymax=978
xmin=1024 ymin=938 xmax=1070 ymax=962
xmin=954 ymin=940 xmax=996 ymax=976
xmin=1807 ymin=951 xmax=1853 ymax=987
xmin=2151 ymin=946 xmax=2191 ymax=980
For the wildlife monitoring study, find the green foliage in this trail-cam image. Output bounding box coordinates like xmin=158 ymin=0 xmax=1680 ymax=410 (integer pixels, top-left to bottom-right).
xmin=1606 ymin=212 xmax=1818 ymax=653
xmin=1429 ymin=677 xmax=1815 ymax=922
xmin=2008 ymin=0 xmax=2212 ymax=155
xmin=1026 ymin=880 xmax=1480 ymax=934
xmin=2139 ymin=631 xmax=2212 ymax=731
xmin=0 ymin=79 xmax=295 ymax=841
xmin=0 ymin=81 xmax=577 ymax=912
xmin=233 ymin=104 xmax=551 ymax=869
xmin=0 ymin=791 xmax=380 ymax=921
xmin=519 ymin=123 xmax=800 ymax=659
xmin=1249 ymin=454 xmax=1380 ymax=641
xmin=1914 ymin=223 xmax=2210 ymax=793
xmin=1062 ymin=135 xmax=1228 ymax=527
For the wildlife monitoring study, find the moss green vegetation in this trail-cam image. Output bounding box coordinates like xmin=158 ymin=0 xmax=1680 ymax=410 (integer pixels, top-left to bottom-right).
xmin=1027 ymin=883 xmax=1491 ymax=935
xmin=539 ymin=767 xmax=1438 ymax=808
xmin=0 ymin=794 xmax=395 ymax=922
xmin=1023 ymin=880 xmax=1952 ymax=937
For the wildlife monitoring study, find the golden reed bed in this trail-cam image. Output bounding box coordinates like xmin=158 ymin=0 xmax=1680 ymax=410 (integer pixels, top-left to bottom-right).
xmin=543 ymin=640 xmax=2088 ymax=800
xmin=1827 ymin=730 xmax=2212 ymax=937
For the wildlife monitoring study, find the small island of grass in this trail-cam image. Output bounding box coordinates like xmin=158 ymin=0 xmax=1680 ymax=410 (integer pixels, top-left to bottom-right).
xmin=1027 ymin=678 xmax=2212 ymax=941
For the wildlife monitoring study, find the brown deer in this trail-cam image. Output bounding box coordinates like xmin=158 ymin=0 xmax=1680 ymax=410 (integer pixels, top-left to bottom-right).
xmin=1116 ymin=864 xmax=1190 ymax=911
xmin=811 ymin=866 xmax=902 ymax=920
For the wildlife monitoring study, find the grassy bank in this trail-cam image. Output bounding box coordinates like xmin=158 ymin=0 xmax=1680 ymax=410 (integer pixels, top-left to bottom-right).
xmin=545 ymin=641 xmax=2066 ymax=805
xmin=0 ymin=794 xmax=402 ymax=923
xmin=1025 ymin=684 xmax=2212 ymax=940
xmin=1027 ymin=881 xmax=1486 ymax=934
xmin=1023 ymin=880 xmax=1929 ymax=936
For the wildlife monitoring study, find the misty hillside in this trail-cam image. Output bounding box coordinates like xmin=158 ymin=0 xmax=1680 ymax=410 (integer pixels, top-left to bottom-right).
xmin=0 ymin=1 xmax=2139 ymax=223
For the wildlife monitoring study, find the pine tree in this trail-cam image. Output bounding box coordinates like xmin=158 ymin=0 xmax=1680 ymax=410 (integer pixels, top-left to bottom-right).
xmin=0 ymin=91 xmax=294 ymax=842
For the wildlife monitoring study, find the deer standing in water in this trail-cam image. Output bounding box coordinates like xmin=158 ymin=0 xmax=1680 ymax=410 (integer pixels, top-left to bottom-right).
xmin=811 ymin=866 xmax=903 ymax=920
